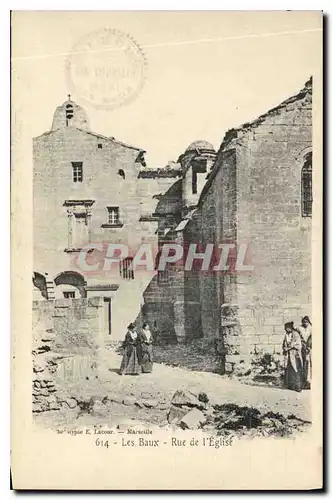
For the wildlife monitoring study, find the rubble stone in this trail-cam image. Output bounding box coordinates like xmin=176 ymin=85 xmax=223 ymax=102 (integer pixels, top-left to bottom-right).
xmin=171 ymin=390 xmax=200 ymax=408
xmin=66 ymin=398 xmax=78 ymax=409
xmin=92 ymin=400 xmax=109 ymax=416
xmin=167 ymin=405 xmax=189 ymax=424
xmin=122 ymin=396 xmax=137 ymax=406
xmin=142 ymin=399 xmax=158 ymax=408
xmin=49 ymin=402 xmax=61 ymax=411
xmin=180 ymin=408 xmax=206 ymax=430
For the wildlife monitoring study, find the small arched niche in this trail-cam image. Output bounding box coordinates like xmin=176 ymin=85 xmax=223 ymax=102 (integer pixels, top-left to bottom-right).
xmin=54 ymin=271 xmax=87 ymax=298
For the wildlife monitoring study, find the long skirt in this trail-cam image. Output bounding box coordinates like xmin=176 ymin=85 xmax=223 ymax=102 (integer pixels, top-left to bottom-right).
xmin=303 ymin=352 xmax=312 ymax=389
xmin=120 ymin=345 xmax=141 ymax=375
xmin=140 ymin=344 xmax=153 ymax=373
xmin=285 ymin=355 xmax=303 ymax=392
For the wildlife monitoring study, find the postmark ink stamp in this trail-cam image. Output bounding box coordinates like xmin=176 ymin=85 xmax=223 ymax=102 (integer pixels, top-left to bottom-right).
xmin=66 ymin=28 xmax=147 ymax=110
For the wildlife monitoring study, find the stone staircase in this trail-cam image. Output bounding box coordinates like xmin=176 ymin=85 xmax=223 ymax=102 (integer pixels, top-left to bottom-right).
xmin=45 ymin=277 xmax=56 ymax=300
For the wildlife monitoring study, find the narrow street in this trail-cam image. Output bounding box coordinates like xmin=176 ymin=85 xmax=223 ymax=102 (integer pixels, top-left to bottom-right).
xmin=98 ymin=350 xmax=311 ymax=422
xmin=35 ymin=348 xmax=311 ymax=438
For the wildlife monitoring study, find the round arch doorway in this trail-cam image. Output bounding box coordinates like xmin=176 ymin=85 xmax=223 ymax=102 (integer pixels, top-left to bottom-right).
xmin=54 ymin=271 xmax=87 ymax=299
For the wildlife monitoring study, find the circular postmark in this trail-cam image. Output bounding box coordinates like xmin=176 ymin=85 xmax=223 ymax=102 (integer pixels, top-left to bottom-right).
xmin=65 ymin=28 xmax=147 ymax=110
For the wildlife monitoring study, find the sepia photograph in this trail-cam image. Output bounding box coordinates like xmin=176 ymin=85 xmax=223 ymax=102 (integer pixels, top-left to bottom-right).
xmin=11 ymin=9 xmax=323 ymax=490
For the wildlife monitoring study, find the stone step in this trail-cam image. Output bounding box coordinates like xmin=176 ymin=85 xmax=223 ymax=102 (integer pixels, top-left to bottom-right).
xmin=45 ymin=280 xmax=56 ymax=300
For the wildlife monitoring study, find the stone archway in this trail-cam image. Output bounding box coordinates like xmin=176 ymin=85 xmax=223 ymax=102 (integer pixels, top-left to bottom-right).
xmin=54 ymin=271 xmax=87 ymax=299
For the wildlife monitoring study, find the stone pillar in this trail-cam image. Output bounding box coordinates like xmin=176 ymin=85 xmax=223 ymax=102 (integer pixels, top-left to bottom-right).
xmin=174 ymin=300 xmax=186 ymax=343
xmin=220 ymin=303 xmax=241 ymax=373
xmin=173 ymin=230 xmax=186 ymax=343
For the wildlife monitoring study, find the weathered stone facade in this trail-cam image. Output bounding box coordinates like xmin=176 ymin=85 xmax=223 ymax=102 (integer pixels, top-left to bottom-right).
xmin=32 ymin=297 xmax=105 ymax=412
xmin=208 ymin=78 xmax=312 ymax=371
xmin=33 ymin=97 xmax=181 ymax=340
xmin=34 ymin=80 xmax=312 ymax=373
xmin=143 ymin=79 xmax=313 ymax=372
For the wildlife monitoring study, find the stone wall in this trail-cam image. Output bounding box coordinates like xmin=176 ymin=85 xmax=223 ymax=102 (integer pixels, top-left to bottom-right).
xmin=197 ymin=182 xmax=220 ymax=339
xmin=34 ymin=125 xmax=181 ymax=278
xmin=198 ymin=79 xmax=312 ymax=371
xmin=32 ymin=297 xmax=105 ymax=413
xmin=34 ymin=128 xmax=142 ymax=274
xmin=231 ymin=81 xmax=312 ymax=366
xmin=136 ymin=80 xmax=313 ymax=376
xmin=33 ymin=115 xmax=182 ymax=340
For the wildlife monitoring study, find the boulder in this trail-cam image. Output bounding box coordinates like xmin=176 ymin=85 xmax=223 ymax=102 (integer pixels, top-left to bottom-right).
xmin=158 ymin=402 xmax=170 ymax=410
xmin=92 ymin=400 xmax=109 ymax=417
xmin=180 ymin=408 xmax=206 ymax=430
xmin=39 ymin=388 xmax=50 ymax=396
xmin=66 ymin=398 xmax=78 ymax=409
xmin=33 ymin=401 xmax=49 ymax=412
xmin=47 ymin=395 xmax=58 ymax=405
xmin=198 ymin=392 xmax=209 ymax=404
xmin=167 ymin=405 xmax=189 ymax=425
xmin=270 ymin=418 xmax=285 ymax=430
xmin=32 ymin=403 xmax=44 ymax=413
xmin=122 ymin=396 xmax=137 ymax=406
xmin=205 ymin=414 xmax=215 ymax=425
xmin=204 ymin=405 xmax=215 ymax=417
xmin=33 ymin=363 xmax=45 ymax=373
xmin=234 ymin=361 xmax=252 ymax=377
xmin=49 ymin=402 xmax=61 ymax=411
xmin=142 ymin=399 xmax=158 ymax=408
xmin=171 ymin=390 xmax=200 ymax=408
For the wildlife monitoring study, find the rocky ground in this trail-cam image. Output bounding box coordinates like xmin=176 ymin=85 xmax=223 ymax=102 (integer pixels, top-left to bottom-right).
xmin=34 ymin=349 xmax=311 ymax=439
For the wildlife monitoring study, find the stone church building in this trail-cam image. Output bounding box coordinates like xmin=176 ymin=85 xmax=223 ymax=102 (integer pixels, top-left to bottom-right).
xmin=142 ymin=78 xmax=313 ymax=371
xmin=33 ymin=79 xmax=312 ymax=371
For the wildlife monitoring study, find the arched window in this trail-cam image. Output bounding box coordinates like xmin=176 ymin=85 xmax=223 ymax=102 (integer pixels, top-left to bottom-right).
xmin=301 ymin=152 xmax=312 ymax=217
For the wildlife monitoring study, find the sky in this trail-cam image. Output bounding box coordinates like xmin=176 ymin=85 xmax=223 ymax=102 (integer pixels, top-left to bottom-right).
xmin=12 ymin=10 xmax=322 ymax=167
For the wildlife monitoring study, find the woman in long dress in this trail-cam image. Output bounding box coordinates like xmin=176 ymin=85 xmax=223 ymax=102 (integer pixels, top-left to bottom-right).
xmin=119 ymin=323 xmax=141 ymax=375
xmin=297 ymin=316 xmax=312 ymax=389
xmin=138 ymin=322 xmax=154 ymax=373
xmin=282 ymin=321 xmax=303 ymax=392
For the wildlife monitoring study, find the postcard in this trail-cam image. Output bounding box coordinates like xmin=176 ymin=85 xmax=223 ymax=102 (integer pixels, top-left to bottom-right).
xmin=11 ymin=10 xmax=323 ymax=490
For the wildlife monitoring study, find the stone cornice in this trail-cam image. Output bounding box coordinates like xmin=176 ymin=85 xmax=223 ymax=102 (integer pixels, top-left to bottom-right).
xmin=84 ymin=284 xmax=119 ymax=292
xmin=63 ymin=200 xmax=95 ymax=207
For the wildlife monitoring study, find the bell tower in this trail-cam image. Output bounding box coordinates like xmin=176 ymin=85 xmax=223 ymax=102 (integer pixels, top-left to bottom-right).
xmin=51 ymin=96 xmax=90 ymax=131
xmin=178 ymin=140 xmax=216 ymax=215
